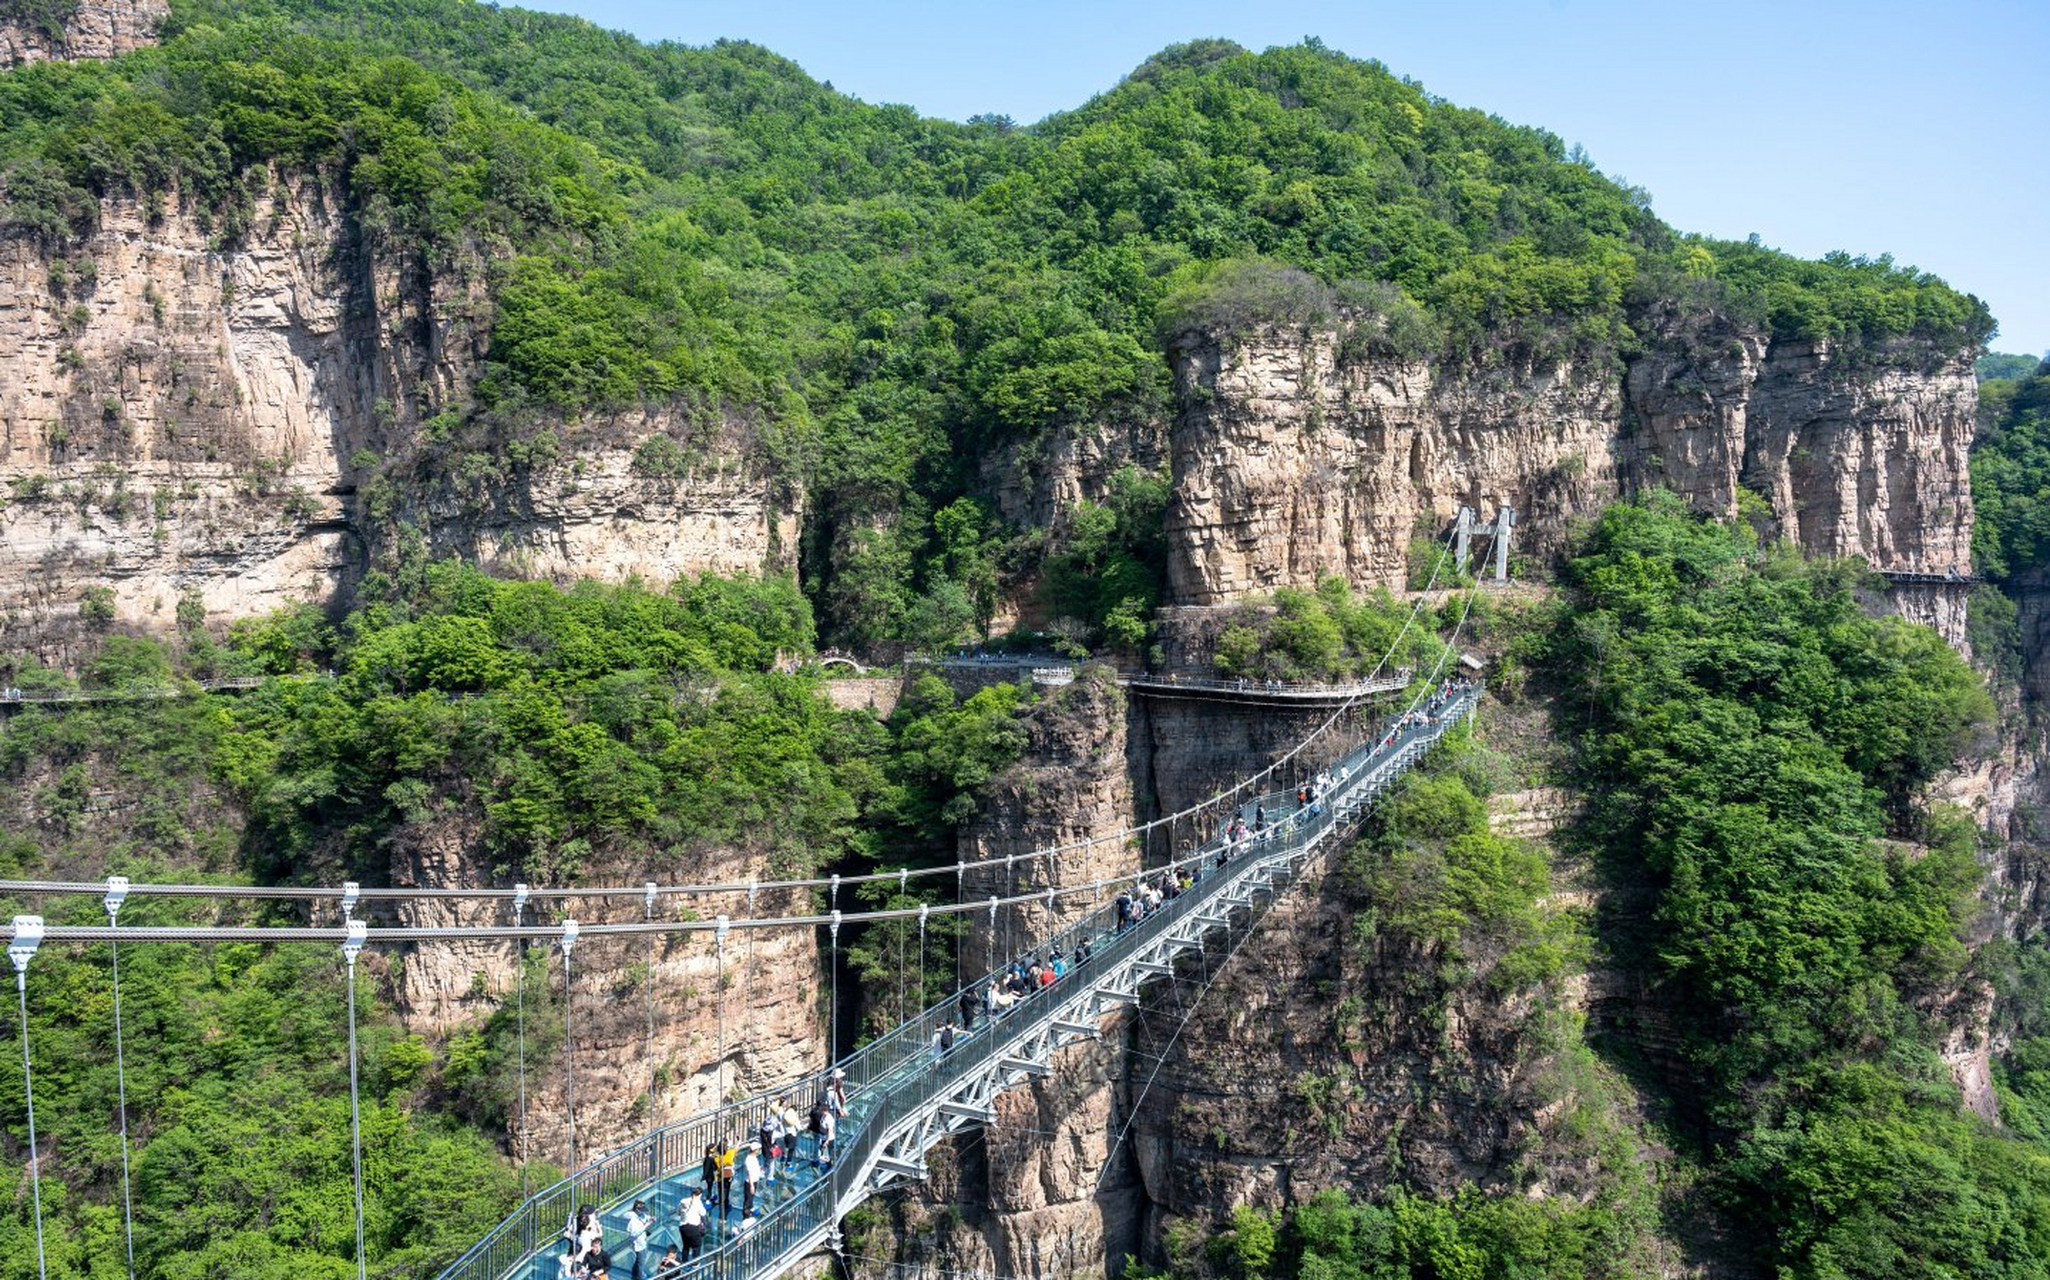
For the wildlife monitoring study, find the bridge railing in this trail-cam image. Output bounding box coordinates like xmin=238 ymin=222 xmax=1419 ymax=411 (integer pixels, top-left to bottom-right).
xmin=440 ymin=685 xmax=1478 ymax=1280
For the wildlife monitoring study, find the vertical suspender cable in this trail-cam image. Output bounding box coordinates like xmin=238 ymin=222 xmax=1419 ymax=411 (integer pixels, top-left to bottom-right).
xmin=895 ymin=869 xmax=907 ymax=1024
xmin=560 ymin=920 xmax=580 ymax=1172
xmin=828 ymin=909 xmax=842 ymax=1069
xmin=9 ymin=915 xmax=46 ymax=1280
xmin=744 ymin=880 xmax=757 ymax=1090
xmin=644 ymin=882 xmax=657 ymax=1135
xmin=954 ymin=860 xmax=965 ymax=995
xmin=828 ymin=874 xmax=840 ymax=1067
xmin=713 ymin=915 xmax=729 ymax=1105
xmin=104 ymin=878 xmax=136 ymax=1280
xmin=1002 ymin=854 xmax=1015 ymax=965
xmin=342 ymin=920 xmax=368 ymax=1280
xmin=512 ymin=883 xmax=529 ymax=1197
xmin=916 ymin=904 xmax=928 ymax=1018
xmin=985 ymin=898 xmax=996 ymax=981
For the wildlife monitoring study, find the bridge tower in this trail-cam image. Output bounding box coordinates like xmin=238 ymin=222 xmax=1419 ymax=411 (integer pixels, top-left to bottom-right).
xmin=1453 ymin=505 xmax=1514 ymax=580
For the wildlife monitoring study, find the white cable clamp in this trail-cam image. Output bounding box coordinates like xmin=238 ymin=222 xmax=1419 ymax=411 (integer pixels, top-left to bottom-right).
xmin=748 ymin=878 xmax=758 ymax=910
xmin=645 ymin=881 xmax=658 ymax=917
xmin=715 ymin=914 xmax=730 ymax=950
xmin=8 ymin=916 xmax=43 ymax=975
xmin=560 ymin=918 xmax=579 ymax=958
xmin=342 ymin=920 xmax=367 ymax=965
xmin=512 ymin=882 xmax=529 ymax=923
xmin=830 ymin=910 xmax=842 ymax=942
xmin=104 ymin=875 xmax=129 ymax=920
xmin=918 ymin=903 xmax=929 ymax=928
xmin=340 ymin=881 xmax=360 ymax=921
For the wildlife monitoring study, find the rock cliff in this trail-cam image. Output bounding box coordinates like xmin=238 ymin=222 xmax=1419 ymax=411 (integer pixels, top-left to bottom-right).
xmin=0 ymin=184 xmax=797 ymax=643
xmin=0 ymin=0 xmax=164 ymax=67
xmin=1164 ymin=321 xmax=1977 ymax=642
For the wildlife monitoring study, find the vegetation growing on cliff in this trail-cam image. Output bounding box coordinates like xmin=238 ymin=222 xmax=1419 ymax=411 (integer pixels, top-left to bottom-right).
xmin=0 ymin=0 xmax=1996 ymax=648
xmin=0 ymin=565 xmax=914 ymax=1275
xmin=0 ymin=924 xmax=523 ymax=1279
xmin=1971 ymin=356 xmax=2050 ymax=581
xmin=1546 ymin=495 xmax=2033 ymax=1276
xmin=1210 ymin=577 xmax=1448 ymax=683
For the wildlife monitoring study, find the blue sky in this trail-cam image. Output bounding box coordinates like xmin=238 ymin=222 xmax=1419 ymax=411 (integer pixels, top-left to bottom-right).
xmin=556 ymin=0 xmax=2047 ymax=357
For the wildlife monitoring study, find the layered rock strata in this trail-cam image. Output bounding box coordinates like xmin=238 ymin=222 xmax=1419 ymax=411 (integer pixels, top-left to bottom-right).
xmin=0 ymin=0 xmax=164 ymax=67
xmin=1164 ymin=322 xmax=1977 ymax=643
xmin=386 ymin=813 xmax=824 ymax=1162
xmin=0 ymin=185 xmax=797 ymax=641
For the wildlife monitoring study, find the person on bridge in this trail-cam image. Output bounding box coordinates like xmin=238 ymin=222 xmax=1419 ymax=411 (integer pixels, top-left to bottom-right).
xmin=741 ymin=1141 xmax=764 ymax=1222
xmin=624 ymin=1200 xmax=654 ymax=1280
xmin=700 ymin=1143 xmax=720 ymax=1210
xmin=959 ymin=985 xmax=983 ymax=1029
xmin=931 ymin=1021 xmax=956 ymax=1065
xmin=758 ymin=1113 xmax=780 ymax=1181
xmin=826 ymin=1067 xmax=849 ymax=1117
xmin=779 ymin=1096 xmax=804 ymax=1173
xmin=658 ymin=1242 xmax=687 ymax=1275
xmin=565 ymin=1206 xmax=601 ymax=1265
xmin=716 ymin=1139 xmax=738 ymax=1216
xmin=679 ymin=1189 xmax=707 ymax=1261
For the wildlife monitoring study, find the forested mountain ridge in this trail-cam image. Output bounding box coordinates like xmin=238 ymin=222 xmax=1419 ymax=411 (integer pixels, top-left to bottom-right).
xmin=0 ymin=0 xmax=1994 ymax=653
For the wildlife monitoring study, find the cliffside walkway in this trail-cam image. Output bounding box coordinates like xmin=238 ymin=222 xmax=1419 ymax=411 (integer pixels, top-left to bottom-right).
xmin=437 ymin=685 xmax=1479 ymax=1280
xmin=1877 ymin=568 xmax=1976 ymax=586
xmin=915 ymin=656 xmax=1413 ymax=705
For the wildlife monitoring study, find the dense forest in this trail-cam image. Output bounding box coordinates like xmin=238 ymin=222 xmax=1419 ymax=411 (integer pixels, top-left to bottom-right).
xmin=0 ymin=2 xmax=2037 ymax=1279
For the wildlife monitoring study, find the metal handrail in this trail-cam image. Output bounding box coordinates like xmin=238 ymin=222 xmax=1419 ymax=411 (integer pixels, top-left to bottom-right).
xmin=437 ymin=683 xmax=1478 ymax=1280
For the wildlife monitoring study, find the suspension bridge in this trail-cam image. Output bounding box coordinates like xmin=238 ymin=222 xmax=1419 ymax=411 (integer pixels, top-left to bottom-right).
xmin=0 ymin=527 xmax=1499 ymax=1280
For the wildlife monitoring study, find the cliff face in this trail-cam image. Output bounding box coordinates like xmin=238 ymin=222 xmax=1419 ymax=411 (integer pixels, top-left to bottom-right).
xmin=0 ymin=184 xmax=797 ymax=640
xmin=0 ymin=0 xmax=164 ymax=67
xmin=1164 ymin=322 xmax=1977 ymax=641
xmin=385 ymin=809 xmax=824 ymax=1162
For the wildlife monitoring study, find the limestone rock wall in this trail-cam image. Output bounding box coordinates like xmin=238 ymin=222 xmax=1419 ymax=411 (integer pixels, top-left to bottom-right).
xmin=962 ymin=666 xmax=1140 ymax=968
xmin=1164 ymin=321 xmax=1978 ymax=643
xmin=0 ymin=184 xmax=796 ymax=641
xmin=0 ymin=0 xmax=164 ymax=67
xmin=383 ymin=812 xmax=824 ymax=1163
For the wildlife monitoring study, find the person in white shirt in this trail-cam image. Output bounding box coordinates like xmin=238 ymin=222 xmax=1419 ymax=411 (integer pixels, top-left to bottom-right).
xmin=678 ymin=1187 xmax=707 ymax=1260
xmin=741 ymin=1142 xmax=764 ymax=1222
xmin=624 ymin=1200 xmax=654 ymax=1280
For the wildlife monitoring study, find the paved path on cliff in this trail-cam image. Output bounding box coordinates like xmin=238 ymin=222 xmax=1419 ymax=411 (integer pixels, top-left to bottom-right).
xmin=916 ymin=656 xmax=1415 ymax=704
xmin=436 ymin=679 xmax=1482 ymax=1280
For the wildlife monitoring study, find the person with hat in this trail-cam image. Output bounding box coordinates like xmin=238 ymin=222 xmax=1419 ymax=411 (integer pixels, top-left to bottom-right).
xmin=741 ymin=1140 xmax=764 ymax=1221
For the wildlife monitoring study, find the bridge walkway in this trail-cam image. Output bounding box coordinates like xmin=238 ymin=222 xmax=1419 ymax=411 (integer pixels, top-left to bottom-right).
xmin=440 ymin=685 xmax=1480 ymax=1280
